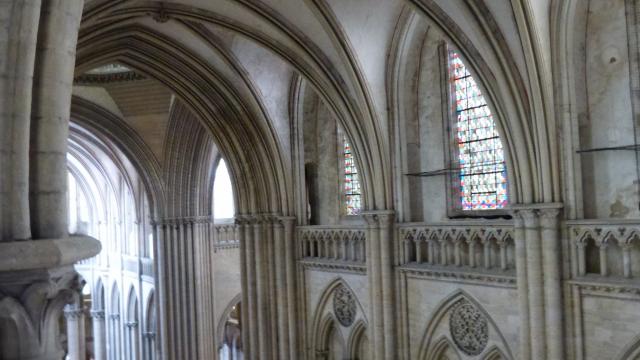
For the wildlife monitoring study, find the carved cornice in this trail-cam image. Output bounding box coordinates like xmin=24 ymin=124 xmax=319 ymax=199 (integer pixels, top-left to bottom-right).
xmin=64 ymin=307 xmax=85 ymax=319
xmin=300 ymin=260 xmax=367 ymax=274
xmin=399 ymin=266 xmax=517 ymax=288
xmin=74 ymin=71 xmax=145 ymax=84
xmin=90 ymin=309 xmax=105 ymax=319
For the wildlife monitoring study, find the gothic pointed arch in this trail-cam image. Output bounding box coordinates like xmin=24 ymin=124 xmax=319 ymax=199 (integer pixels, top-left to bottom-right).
xmin=430 ymin=336 xmax=461 ymax=360
xmin=616 ymin=334 xmax=640 ymax=360
xmin=347 ymin=319 xmax=370 ymax=360
xmin=417 ymin=290 xmax=513 ymax=360
xmin=216 ymin=293 xmax=243 ymax=347
xmin=309 ymin=278 xmax=368 ymax=359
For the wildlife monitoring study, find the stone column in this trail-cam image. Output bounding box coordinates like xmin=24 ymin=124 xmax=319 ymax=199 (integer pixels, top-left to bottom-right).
xmin=363 ymin=213 xmax=383 ymax=359
xmin=30 ymin=0 xmax=84 ymax=239
xmin=0 ymin=0 xmax=40 ymax=241
xmin=540 ymin=208 xmax=563 ymax=360
xmin=91 ymin=310 xmax=107 ymax=360
xmin=512 ymin=203 xmax=564 ymax=360
xmin=363 ymin=211 xmax=397 ymax=360
xmin=513 ymin=212 xmax=530 ymax=360
xmin=65 ymin=304 xmax=86 ymax=360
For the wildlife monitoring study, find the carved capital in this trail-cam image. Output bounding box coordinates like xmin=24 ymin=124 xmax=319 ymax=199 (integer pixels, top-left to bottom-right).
xmin=90 ymin=309 xmax=105 ymax=319
xmin=64 ymin=306 xmax=85 ymax=320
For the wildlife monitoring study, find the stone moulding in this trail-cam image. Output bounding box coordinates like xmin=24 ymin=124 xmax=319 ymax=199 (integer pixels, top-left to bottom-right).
xmin=399 ymin=265 xmax=517 ymax=288
xmin=0 ymin=235 xmax=101 ymax=272
xmin=300 ymin=259 xmax=367 ymax=274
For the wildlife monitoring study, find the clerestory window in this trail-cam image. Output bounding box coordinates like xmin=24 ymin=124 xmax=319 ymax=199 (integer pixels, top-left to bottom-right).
xmin=342 ymin=136 xmax=362 ymax=215
xmin=448 ymin=50 xmax=507 ymax=211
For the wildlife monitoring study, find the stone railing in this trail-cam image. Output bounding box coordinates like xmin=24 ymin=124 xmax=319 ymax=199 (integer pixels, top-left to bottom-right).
xmin=213 ymin=223 xmax=240 ymax=251
xmin=567 ymin=219 xmax=640 ymax=279
xmin=298 ymin=226 xmax=367 ymax=263
xmin=398 ymin=222 xmax=515 ymax=273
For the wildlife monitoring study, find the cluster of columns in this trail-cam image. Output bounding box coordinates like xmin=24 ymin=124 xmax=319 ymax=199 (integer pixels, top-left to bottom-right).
xmin=153 ymin=216 xmax=216 ymax=360
xmin=237 ymin=215 xmax=298 ymax=360
xmin=363 ymin=211 xmax=397 ymax=360
xmin=512 ymin=203 xmax=564 ymax=360
xmin=0 ymin=1 xmax=100 ymax=359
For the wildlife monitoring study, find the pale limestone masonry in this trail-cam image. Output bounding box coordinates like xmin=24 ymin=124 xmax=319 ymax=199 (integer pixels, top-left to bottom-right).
xmin=3 ymin=0 xmax=640 ymax=360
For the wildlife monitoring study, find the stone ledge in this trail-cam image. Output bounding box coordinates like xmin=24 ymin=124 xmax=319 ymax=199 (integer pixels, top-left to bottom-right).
xmin=0 ymin=235 xmax=101 ymax=271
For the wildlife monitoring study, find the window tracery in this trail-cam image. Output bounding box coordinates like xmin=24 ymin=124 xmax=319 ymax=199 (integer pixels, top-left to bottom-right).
xmin=343 ymin=137 xmax=361 ymax=215
xmin=449 ymin=50 xmax=507 ymax=210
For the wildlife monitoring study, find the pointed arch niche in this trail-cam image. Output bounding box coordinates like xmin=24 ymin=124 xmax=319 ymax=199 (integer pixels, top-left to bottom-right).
xmin=309 ymin=278 xmax=369 ymax=360
xmin=417 ymin=290 xmax=513 ymax=360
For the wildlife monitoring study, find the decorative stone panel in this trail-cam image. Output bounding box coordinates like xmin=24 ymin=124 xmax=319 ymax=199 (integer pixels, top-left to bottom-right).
xmin=449 ymin=299 xmax=489 ymax=356
xmin=333 ymin=284 xmax=357 ymax=327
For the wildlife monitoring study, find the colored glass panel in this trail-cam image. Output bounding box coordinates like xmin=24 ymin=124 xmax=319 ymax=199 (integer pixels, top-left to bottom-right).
xmin=450 ymin=51 xmax=507 ymax=210
xmin=343 ymin=137 xmax=362 ymax=215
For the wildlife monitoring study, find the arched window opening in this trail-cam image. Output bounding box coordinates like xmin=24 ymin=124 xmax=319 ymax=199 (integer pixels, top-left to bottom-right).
xmin=343 ymin=137 xmax=362 ymax=215
xmin=218 ymin=301 xmax=242 ymax=360
xmin=68 ymin=172 xmax=92 ymax=235
xmin=214 ymin=158 xmax=235 ymax=220
xmin=449 ymin=50 xmax=507 ymax=211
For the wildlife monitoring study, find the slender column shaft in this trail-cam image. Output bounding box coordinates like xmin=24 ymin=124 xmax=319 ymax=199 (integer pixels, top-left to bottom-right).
xmin=379 ymin=213 xmax=396 ymax=360
xmin=91 ymin=310 xmax=107 ymax=360
xmin=0 ymin=0 xmax=41 ymax=241
xmin=540 ymin=209 xmax=563 ymax=360
xmin=238 ymin=218 xmax=251 ymax=359
xmin=523 ymin=210 xmax=545 ymax=359
xmin=513 ymin=213 xmax=530 ymax=360
xmin=274 ymin=220 xmax=289 ymax=360
xmin=29 ymin=0 xmax=84 ymax=239
xmin=254 ymin=220 xmax=270 ymax=359
xmin=282 ymin=217 xmax=299 ymax=359
xmin=65 ymin=305 xmax=86 ymax=360
xmin=364 ymin=214 xmax=384 ymax=358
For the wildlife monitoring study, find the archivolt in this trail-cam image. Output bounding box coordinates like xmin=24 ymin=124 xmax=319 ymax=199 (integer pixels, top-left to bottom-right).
xmin=79 ymin=0 xmax=390 ymax=210
xmin=70 ymin=96 xmax=166 ymax=220
xmin=417 ymin=290 xmax=513 ymax=360
xmin=75 ymin=24 xmax=289 ymax=215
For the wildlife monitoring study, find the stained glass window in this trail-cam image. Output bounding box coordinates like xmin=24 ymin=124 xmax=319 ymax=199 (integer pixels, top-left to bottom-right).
xmin=343 ymin=137 xmax=362 ymax=215
xmin=450 ymin=51 xmax=507 ymax=210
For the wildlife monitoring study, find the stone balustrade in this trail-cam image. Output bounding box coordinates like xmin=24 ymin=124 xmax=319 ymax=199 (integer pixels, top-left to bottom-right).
xmin=568 ymin=220 xmax=640 ymax=279
xmin=298 ymin=226 xmax=367 ymax=263
xmin=398 ymin=222 xmax=515 ymax=273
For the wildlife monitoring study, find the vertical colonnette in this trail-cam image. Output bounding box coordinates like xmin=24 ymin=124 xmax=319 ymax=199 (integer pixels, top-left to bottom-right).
xmin=0 ymin=1 xmax=101 ymax=359
xmin=153 ymin=216 xmax=216 ymax=360
xmin=237 ymin=214 xmax=299 ymax=360
xmin=90 ymin=309 xmax=107 ymax=360
xmin=512 ymin=204 xmax=563 ymax=360
xmin=363 ymin=210 xmax=397 ymax=360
